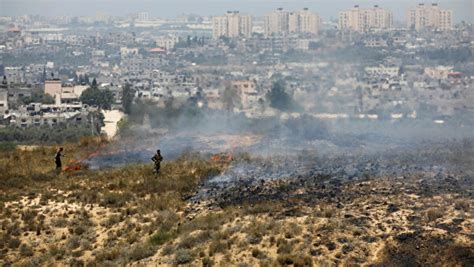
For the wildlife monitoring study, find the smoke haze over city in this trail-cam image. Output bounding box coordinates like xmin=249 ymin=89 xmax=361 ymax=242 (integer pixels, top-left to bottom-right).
xmin=2 ymin=0 xmax=473 ymax=22
xmin=0 ymin=0 xmax=473 ymax=266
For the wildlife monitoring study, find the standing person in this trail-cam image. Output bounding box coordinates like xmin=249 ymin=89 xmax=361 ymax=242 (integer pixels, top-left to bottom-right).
xmin=151 ymin=149 xmax=163 ymax=174
xmin=55 ymin=147 xmax=64 ymax=173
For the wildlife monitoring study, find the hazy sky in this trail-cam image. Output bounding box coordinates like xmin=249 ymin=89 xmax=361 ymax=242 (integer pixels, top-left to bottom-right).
xmin=1 ymin=0 xmax=473 ymax=22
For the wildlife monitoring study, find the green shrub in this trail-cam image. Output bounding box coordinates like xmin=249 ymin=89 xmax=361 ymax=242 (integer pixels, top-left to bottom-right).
xmin=52 ymin=217 xmax=68 ymax=228
xmin=252 ymin=248 xmax=266 ymax=259
xmin=0 ymin=124 xmax=98 ymax=144
xmin=49 ymin=245 xmax=66 ymax=260
xmin=277 ymin=238 xmax=293 ymax=255
xmin=0 ymin=142 xmax=17 ymax=152
xmin=202 ymin=256 xmax=213 ymax=267
xmin=66 ymin=235 xmax=81 ymax=250
xmin=208 ymin=239 xmax=228 ymax=256
xmin=174 ymin=249 xmax=193 ymax=264
xmin=101 ymin=192 xmax=133 ymax=207
xmin=129 ymin=243 xmax=155 ymax=261
xmin=8 ymin=238 xmax=21 ymax=249
xmin=149 ymin=230 xmax=175 ymax=246
xmin=161 ymin=244 xmax=175 ymax=256
xmin=19 ymin=243 xmax=34 ymax=257
xmin=94 ymin=247 xmax=122 ymax=262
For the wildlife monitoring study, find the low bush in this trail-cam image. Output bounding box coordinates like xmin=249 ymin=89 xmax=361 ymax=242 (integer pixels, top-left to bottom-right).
xmin=277 ymin=238 xmax=293 ymax=255
xmin=149 ymin=230 xmax=175 ymax=246
xmin=128 ymin=243 xmax=155 ymax=261
xmin=101 ymin=192 xmax=133 ymax=208
xmin=175 ymin=249 xmax=193 ymax=264
xmin=208 ymin=239 xmax=228 ymax=256
xmin=8 ymin=238 xmax=21 ymax=249
xmin=94 ymin=247 xmax=123 ymax=262
xmin=19 ymin=244 xmax=34 ymax=256
xmin=252 ymin=248 xmax=266 ymax=259
xmin=49 ymin=245 xmax=66 ymax=260
xmin=454 ymin=200 xmax=470 ymax=211
xmin=0 ymin=142 xmax=17 ymax=152
xmin=426 ymin=207 xmax=444 ymax=222
xmin=66 ymin=235 xmax=81 ymax=251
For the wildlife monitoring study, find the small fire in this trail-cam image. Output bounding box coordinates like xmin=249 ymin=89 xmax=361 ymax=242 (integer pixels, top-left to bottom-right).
xmin=210 ymin=139 xmax=240 ymax=163
xmin=64 ymin=160 xmax=87 ymax=172
xmin=211 ymin=153 xmax=233 ymax=163
xmin=63 ymin=143 xmax=108 ymax=172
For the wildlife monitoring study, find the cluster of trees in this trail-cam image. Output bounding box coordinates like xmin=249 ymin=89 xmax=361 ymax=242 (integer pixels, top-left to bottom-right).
xmin=127 ymin=98 xmax=205 ymax=131
xmin=20 ymin=91 xmax=54 ymax=105
xmin=80 ymin=79 xmax=114 ymax=110
xmin=222 ymin=84 xmax=241 ymax=112
xmin=0 ymin=111 xmax=104 ymax=144
xmin=122 ymin=83 xmax=135 ymax=115
xmin=174 ymin=36 xmax=208 ymax=49
xmin=0 ymin=124 xmax=96 ymax=144
xmin=266 ymin=80 xmax=301 ymax=112
xmin=79 ymin=80 xmax=137 ymax=113
xmin=3 ymin=47 xmax=89 ymax=67
xmin=221 ymin=80 xmax=300 ymax=113
xmin=419 ymin=47 xmax=473 ymax=63
xmin=74 ymin=73 xmax=92 ymax=85
xmin=182 ymin=52 xmax=227 ymax=65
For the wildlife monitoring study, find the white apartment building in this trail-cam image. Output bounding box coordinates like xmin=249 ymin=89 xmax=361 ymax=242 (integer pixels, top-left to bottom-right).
xmin=298 ymin=8 xmax=321 ymax=34
xmin=424 ymin=66 xmax=454 ymax=79
xmin=231 ymin=80 xmax=259 ymax=110
xmin=365 ymin=65 xmax=400 ymax=77
xmin=155 ymin=36 xmax=180 ymax=50
xmin=264 ymin=8 xmax=289 ymax=36
xmin=137 ymin=12 xmax=149 ymax=21
xmin=212 ymin=11 xmax=252 ymax=39
xmin=407 ymin=3 xmax=452 ymax=31
xmin=265 ymin=8 xmax=321 ymax=36
xmin=339 ymin=5 xmax=393 ymax=32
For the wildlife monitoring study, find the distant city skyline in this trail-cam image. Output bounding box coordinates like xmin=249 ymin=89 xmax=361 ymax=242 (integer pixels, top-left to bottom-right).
xmin=1 ymin=0 xmax=472 ymax=23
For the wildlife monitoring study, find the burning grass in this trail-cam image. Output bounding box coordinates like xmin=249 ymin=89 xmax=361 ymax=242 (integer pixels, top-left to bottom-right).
xmin=0 ymin=139 xmax=226 ymax=265
xmin=0 ymin=138 xmax=473 ymax=265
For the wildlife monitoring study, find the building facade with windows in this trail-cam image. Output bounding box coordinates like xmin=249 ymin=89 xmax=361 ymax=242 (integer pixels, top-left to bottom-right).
xmin=339 ymin=5 xmax=393 ymax=32
xmin=407 ymin=3 xmax=452 ymax=31
xmin=265 ymin=8 xmax=321 ymax=36
xmin=212 ymin=11 xmax=252 ymax=39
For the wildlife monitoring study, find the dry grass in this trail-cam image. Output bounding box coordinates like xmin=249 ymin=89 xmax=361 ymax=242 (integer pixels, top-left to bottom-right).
xmin=0 ymin=139 xmax=224 ymax=265
xmin=425 ymin=207 xmax=444 ymax=222
xmin=1 ymin=138 xmax=473 ymax=266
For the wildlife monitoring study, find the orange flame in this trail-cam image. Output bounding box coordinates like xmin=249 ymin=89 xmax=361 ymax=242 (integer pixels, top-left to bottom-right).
xmin=211 ymin=153 xmax=233 ymax=163
xmin=64 ymin=142 xmax=108 ymax=172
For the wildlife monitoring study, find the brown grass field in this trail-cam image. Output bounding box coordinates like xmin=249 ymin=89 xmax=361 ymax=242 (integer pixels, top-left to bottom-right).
xmin=0 ymin=137 xmax=473 ymax=266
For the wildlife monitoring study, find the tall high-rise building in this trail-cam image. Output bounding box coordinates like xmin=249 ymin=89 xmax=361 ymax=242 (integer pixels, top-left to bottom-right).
xmin=213 ymin=16 xmax=228 ymax=39
xmin=288 ymin=12 xmax=299 ymax=33
xmin=264 ymin=8 xmax=320 ymax=36
xmin=137 ymin=12 xmax=149 ymax=21
xmin=298 ymin=8 xmax=321 ymax=34
xmin=339 ymin=5 xmax=393 ymax=32
xmin=212 ymin=11 xmax=252 ymax=39
xmin=239 ymin=15 xmax=253 ymax=38
xmin=264 ymin=8 xmax=289 ymax=36
xmin=407 ymin=3 xmax=452 ymax=31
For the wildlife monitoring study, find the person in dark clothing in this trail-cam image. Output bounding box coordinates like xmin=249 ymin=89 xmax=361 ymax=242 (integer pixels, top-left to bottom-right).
xmin=55 ymin=147 xmax=64 ymax=172
xmin=151 ymin=149 xmax=163 ymax=174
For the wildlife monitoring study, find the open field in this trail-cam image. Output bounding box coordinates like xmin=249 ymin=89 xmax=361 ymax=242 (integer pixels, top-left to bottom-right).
xmin=0 ymin=137 xmax=473 ymax=266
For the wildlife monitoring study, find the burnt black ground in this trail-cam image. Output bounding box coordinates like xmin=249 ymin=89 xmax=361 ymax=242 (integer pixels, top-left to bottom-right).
xmin=188 ymin=145 xmax=473 ymax=208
